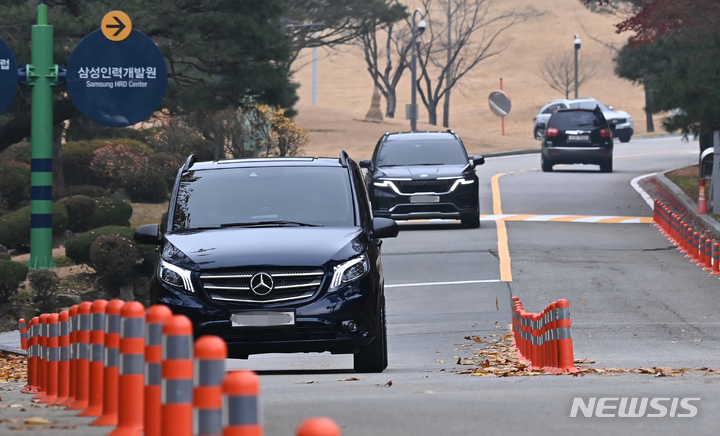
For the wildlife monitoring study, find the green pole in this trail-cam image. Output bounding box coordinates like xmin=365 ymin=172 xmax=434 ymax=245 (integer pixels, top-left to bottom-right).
xmin=27 ymin=2 xmax=57 ymax=269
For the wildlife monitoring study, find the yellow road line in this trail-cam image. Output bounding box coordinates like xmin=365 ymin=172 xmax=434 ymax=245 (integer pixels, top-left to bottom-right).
xmin=491 ymin=173 xmax=513 ymax=282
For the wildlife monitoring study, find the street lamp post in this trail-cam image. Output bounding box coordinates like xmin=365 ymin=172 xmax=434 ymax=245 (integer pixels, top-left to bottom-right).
xmin=574 ymin=34 xmax=581 ymax=99
xmin=410 ymin=8 xmax=426 ymax=132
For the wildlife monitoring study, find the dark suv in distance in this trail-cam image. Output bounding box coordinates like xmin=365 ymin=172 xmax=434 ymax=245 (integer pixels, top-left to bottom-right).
xmin=539 ymin=107 xmax=614 ymax=173
xmin=134 ymin=151 xmax=398 ymax=373
xmin=359 ymin=130 xmax=485 ymax=228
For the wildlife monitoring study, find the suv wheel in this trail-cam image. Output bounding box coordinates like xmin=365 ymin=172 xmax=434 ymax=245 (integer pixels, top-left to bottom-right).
xmin=354 ymin=299 xmax=388 ymax=373
xmin=619 ymin=134 xmax=631 ymax=143
xmin=461 ymin=210 xmax=480 ymax=228
xmin=600 ymin=159 xmax=613 ymax=173
xmin=541 ymin=155 xmax=553 ymax=172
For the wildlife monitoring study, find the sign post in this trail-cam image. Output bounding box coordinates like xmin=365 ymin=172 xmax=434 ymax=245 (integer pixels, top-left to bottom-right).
xmin=713 ymin=131 xmax=720 ymax=213
xmin=27 ymin=1 xmax=58 ymax=269
xmin=488 ymin=79 xmax=511 ymax=136
xmin=0 ymin=37 xmax=18 ymax=114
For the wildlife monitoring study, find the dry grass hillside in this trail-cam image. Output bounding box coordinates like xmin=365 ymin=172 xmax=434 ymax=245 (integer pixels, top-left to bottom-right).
xmin=292 ymin=0 xmax=666 ymax=161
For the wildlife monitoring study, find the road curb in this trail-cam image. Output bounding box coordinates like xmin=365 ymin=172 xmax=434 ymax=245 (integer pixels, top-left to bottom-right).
xmin=655 ymin=169 xmax=720 ymax=240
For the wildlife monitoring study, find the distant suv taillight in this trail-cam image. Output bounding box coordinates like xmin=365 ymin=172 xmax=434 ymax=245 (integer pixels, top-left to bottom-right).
xmin=599 ymin=128 xmax=611 ymax=138
xmin=547 ymin=127 xmax=559 ymax=137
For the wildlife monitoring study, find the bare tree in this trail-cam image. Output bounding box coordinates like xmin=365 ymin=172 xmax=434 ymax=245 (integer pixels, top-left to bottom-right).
xmin=357 ymin=12 xmax=414 ymax=118
xmin=538 ymin=50 xmax=599 ymax=99
xmin=415 ymin=0 xmax=537 ymax=126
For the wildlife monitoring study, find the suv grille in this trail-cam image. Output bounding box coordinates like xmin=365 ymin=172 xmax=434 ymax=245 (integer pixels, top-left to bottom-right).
xmin=200 ymin=267 xmax=325 ymax=303
xmin=204 ymin=322 xmax=336 ymax=342
xmin=394 ymin=179 xmax=455 ymax=194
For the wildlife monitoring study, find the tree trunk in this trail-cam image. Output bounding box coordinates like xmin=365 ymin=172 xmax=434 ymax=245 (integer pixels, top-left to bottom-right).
xmin=699 ymin=123 xmax=713 ymax=153
xmin=443 ymin=92 xmax=450 ymax=128
xmin=385 ymin=91 xmax=397 ymax=118
xmin=427 ymin=102 xmax=438 ymax=126
xmin=643 ymin=82 xmax=654 ymax=133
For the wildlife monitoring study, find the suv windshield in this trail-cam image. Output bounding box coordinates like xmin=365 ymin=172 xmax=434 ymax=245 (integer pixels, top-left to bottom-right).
xmin=173 ymin=166 xmax=355 ymax=230
xmin=551 ymin=111 xmax=605 ymax=129
xmin=376 ymin=138 xmax=468 ymax=166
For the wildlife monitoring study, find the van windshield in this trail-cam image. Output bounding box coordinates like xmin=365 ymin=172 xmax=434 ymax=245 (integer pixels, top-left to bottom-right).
xmin=173 ymin=166 xmax=355 ymax=230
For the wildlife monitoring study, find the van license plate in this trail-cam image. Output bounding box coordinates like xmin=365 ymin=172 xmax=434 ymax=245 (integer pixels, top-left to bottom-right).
xmin=231 ymin=311 xmax=295 ymax=327
xmin=410 ymin=195 xmax=440 ymax=203
xmin=568 ymin=135 xmax=589 ymax=141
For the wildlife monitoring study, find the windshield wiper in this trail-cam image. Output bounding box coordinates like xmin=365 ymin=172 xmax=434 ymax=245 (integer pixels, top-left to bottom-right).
xmin=219 ymin=220 xmax=323 ymax=228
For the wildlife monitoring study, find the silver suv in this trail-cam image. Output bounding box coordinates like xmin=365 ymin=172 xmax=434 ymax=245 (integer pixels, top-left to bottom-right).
xmin=533 ymin=98 xmax=634 ymax=142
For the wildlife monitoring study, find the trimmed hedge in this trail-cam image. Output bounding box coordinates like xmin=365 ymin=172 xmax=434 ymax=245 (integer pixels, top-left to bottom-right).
xmin=62 ymin=138 xmax=154 ymax=187
xmin=91 ymin=197 xmax=133 ymax=228
xmin=122 ymin=170 xmax=169 ymax=203
xmin=0 ymin=162 xmax=31 ymax=210
xmin=60 ymin=195 xmax=96 ymax=233
xmin=61 ymin=185 xmax=109 ymax=199
xmin=0 ymin=203 xmax=69 ymax=250
xmin=65 ymin=225 xmax=157 ymax=269
xmin=0 ymin=260 xmax=29 ymax=303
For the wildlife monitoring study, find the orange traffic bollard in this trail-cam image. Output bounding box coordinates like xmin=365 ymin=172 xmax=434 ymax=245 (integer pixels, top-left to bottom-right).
xmin=79 ymin=299 xmax=108 ymax=416
xmin=713 ymin=243 xmax=720 ymax=276
xmin=699 ymin=235 xmax=707 ymax=266
xmin=58 ymin=305 xmax=79 ymax=406
xmin=223 ymin=370 xmax=262 ymax=436
xmin=144 ymin=304 xmax=173 ymax=436
xmin=296 ymin=417 xmax=341 ymax=436
xmin=550 ymin=299 xmax=578 ymax=374
xmin=92 ymin=299 xmax=126 ymax=426
xmin=51 ymin=310 xmax=71 ymax=405
xmin=22 ymin=317 xmax=38 ymax=393
xmin=19 ymin=318 xmax=27 ymax=351
xmin=703 ymin=238 xmax=713 ymax=271
xmin=108 ymin=301 xmax=146 ymax=436
xmin=194 ymin=336 xmax=227 ymax=436
xmin=39 ymin=313 xmax=59 ymax=404
xmin=33 ymin=313 xmax=49 ymax=400
xmin=161 ymin=315 xmax=194 ymax=436
xmin=530 ymin=313 xmax=541 ymax=370
xmin=67 ymin=301 xmax=92 ymax=410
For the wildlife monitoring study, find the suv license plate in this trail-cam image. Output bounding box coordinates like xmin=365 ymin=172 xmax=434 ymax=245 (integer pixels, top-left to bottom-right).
xmin=568 ymin=135 xmax=589 ymax=141
xmin=410 ymin=195 xmax=440 ymax=203
xmin=231 ymin=311 xmax=295 ymax=327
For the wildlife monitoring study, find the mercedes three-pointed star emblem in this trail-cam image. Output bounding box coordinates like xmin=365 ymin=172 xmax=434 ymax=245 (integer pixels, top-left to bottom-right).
xmin=250 ymin=272 xmax=274 ymax=296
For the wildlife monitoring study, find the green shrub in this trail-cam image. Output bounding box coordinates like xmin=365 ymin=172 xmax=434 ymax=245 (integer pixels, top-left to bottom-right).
xmin=0 ymin=260 xmax=29 ymax=303
xmin=122 ymin=170 xmax=169 ymax=203
xmin=61 ymin=185 xmax=109 ymax=199
xmin=90 ymin=234 xmax=143 ymax=290
xmin=0 ymin=162 xmax=31 ymax=210
xmin=91 ymin=197 xmax=133 ymax=228
xmin=60 ymin=195 xmax=96 ymax=233
xmin=29 ymin=269 xmax=59 ymax=313
xmin=0 ymin=202 xmax=69 ymax=250
xmin=62 ymin=140 xmax=111 ymax=187
xmin=64 ymin=225 xmax=157 ymax=270
xmin=65 ymin=226 xmax=134 ymax=266
xmin=148 ymin=152 xmax=183 ymax=192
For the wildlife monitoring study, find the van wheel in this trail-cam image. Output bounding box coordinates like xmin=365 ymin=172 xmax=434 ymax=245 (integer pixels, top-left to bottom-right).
xmin=354 ymin=299 xmax=387 ymax=373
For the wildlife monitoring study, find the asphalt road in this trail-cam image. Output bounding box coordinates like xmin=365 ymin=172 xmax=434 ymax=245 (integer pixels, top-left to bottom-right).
xmin=3 ymin=135 xmax=720 ymax=436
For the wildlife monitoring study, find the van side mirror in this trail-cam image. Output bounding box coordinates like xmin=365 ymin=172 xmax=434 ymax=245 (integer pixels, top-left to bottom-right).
xmin=472 ymin=155 xmax=485 ymax=166
xmin=134 ymin=224 xmax=161 ymax=245
xmin=371 ymin=217 xmax=398 ymax=239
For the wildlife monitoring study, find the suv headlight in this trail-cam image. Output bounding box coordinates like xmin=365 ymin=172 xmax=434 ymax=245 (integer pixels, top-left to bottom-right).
xmin=330 ymin=255 xmax=369 ymax=291
xmin=158 ymin=259 xmax=195 ymax=293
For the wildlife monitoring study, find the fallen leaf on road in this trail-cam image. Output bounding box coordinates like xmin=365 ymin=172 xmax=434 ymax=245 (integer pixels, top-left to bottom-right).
xmin=376 ymin=381 xmax=392 ymax=387
xmin=24 ymin=417 xmax=53 ymax=425
xmin=338 ymin=377 xmax=361 ymax=382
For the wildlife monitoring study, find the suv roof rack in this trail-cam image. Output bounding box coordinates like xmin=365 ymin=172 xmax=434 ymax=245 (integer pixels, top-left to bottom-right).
xmin=182 ymin=154 xmax=196 ymax=171
xmin=339 ymin=150 xmax=350 ymax=167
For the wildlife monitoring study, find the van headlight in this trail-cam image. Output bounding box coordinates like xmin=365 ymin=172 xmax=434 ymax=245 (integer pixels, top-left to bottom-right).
xmin=330 ymin=255 xmax=369 ymax=291
xmin=158 ymin=259 xmax=195 ymax=293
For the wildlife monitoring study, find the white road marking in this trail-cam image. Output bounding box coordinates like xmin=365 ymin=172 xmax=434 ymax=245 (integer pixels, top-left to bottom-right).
xmin=631 ymin=172 xmax=657 ymax=209
xmin=385 ymin=279 xmax=501 ymax=288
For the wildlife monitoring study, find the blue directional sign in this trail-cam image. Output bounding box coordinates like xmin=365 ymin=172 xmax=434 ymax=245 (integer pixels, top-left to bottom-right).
xmin=66 ymin=29 xmax=167 ymax=127
xmin=0 ymin=36 xmax=19 ymax=114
